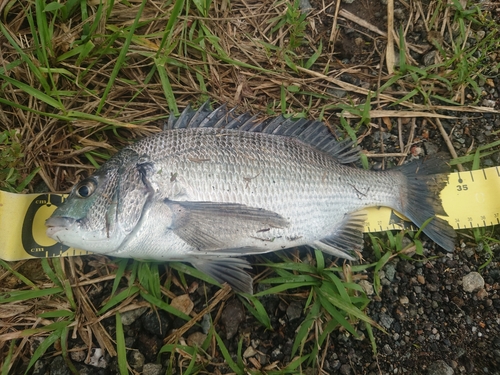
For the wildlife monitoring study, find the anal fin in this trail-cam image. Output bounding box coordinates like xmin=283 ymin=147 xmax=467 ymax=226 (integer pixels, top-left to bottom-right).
xmin=190 ymin=256 xmax=253 ymax=294
xmin=313 ymin=211 xmax=366 ymax=260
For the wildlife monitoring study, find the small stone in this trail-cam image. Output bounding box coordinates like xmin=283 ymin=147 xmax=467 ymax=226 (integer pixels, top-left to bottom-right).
xmin=201 ymin=313 xmax=211 ymax=334
xmin=354 ymin=37 xmax=364 ymax=47
xmin=49 ymin=356 xmax=71 ymax=375
xmin=74 ymin=364 xmax=92 ymax=375
xmin=379 ymin=313 xmax=394 ymax=329
xmin=221 ymin=299 xmax=245 ymax=340
xmin=417 ymin=275 xmax=426 ymax=284
xmin=385 ymin=264 xmax=396 ymax=281
xmin=299 ymin=0 xmax=313 ymax=13
xmin=141 ymin=310 xmax=171 ymax=337
xmin=143 ymin=363 xmax=163 ymax=375
xmin=69 ymin=346 xmax=86 ymax=362
xmin=359 ymin=280 xmax=374 ymax=296
xmin=399 ymin=296 xmax=409 ymax=305
xmin=462 ymin=248 xmax=473 ymax=259
xmin=427 ymin=360 xmax=454 ymax=375
xmin=476 ymin=288 xmax=488 ymax=300
xmin=187 ymin=332 xmax=207 ymax=347
xmin=86 ymin=348 xmax=108 ymax=368
xmin=121 ymin=307 xmax=148 ymax=326
xmin=393 ymin=8 xmax=405 ymax=20
xmin=286 ymin=301 xmax=303 ymax=321
xmin=423 ymin=51 xmax=440 ymax=66
xmin=462 ymin=272 xmax=485 ymax=292
xmin=137 ymin=333 xmax=163 ymax=362
xmin=170 ymin=294 xmax=194 ymax=316
xmin=271 ymin=347 xmax=283 ymax=361
xmin=481 ymin=99 xmax=496 ymax=108
xmin=129 ymin=351 xmax=145 ymax=372
xmin=243 ymin=346 xmax=257 ymax=358
xmin=383 ymin=344 xmax=393 ymax=355
xmin=32 ymin=360 xmax=47 ymax=375
xmin=340 ymin=363 xmax=352 ymax=375
xmin=327 ymin=88 xmax=347 ymax=98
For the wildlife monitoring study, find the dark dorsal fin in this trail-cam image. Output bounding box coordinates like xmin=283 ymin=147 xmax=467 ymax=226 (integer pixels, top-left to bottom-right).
xmin=164 ymin=101 xmax=360 ymax=164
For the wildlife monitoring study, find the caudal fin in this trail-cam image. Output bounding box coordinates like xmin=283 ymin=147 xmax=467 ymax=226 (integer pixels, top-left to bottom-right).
xmin=398 ymin=154 xmax=456 ymax=251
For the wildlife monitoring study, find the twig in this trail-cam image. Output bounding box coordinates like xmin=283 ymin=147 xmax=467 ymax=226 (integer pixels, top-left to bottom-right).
xmin=329 ymin=0 xmax=342 ymax=46
xmin=433 ymin=116 xmax=464 ymax=172
xmin=365 ymin=152 xmax=408 ymax=158
xmin=386 ymin=0 xmax=395 ymax=74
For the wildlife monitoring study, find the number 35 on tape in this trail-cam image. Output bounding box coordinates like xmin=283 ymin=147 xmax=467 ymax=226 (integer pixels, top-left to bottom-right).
xmin=442 ymin=166 xmax=500 ymax=229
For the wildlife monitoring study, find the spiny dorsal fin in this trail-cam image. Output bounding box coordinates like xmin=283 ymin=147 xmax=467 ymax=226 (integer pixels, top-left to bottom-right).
xmin=164 ymin=102 xmax=360 ymax=164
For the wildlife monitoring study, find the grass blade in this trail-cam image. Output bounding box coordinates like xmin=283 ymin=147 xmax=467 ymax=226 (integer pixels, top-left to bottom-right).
xmin=115 ymin=312 xmax=129 ymax=375
xmin=97 ymin=0 xmax=149 ymax=114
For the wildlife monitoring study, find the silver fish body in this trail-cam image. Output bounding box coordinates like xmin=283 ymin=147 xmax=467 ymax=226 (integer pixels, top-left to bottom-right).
xmin=46 ymin=103 xmax=456 ymax=293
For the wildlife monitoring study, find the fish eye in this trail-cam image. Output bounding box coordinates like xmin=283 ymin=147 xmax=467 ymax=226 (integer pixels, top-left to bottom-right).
xmin=75 ymin=179 xmax=97 ymax=198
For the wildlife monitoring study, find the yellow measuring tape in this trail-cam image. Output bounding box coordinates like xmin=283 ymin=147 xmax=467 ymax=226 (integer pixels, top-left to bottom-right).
xmin=1 ymin=167 xmax=499 ymax=261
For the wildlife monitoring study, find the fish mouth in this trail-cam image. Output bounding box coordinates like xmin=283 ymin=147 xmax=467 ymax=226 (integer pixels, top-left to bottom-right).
xmin=45 ymin=216 xmax=76 ymax=239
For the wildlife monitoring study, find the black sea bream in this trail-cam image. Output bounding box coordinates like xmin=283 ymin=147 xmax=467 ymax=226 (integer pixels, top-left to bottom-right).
xmin=46 ymin=103 xmax=456 ymax=293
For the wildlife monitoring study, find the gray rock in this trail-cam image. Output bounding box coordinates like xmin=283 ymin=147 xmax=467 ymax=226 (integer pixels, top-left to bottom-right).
xmin=49 ymin=356 xmax=71 ymax=375
xmin=85 ymin=348 xmax=108 ymax=368
xmin=121 ymin=307 xmax=147 ymax=326
xmin=187 ymin=331 xmax=207 ymax=347
xmin=299 ymin=0 xmax=313 ymax=13
xmin=359 ymin=280 xmax=374 ymax=296
xmin=69 ymin=346 xmax=86 ymax=362
xmin=462 ymin=272 xmax=484 ymax=292
xmin=482 ymin=99 xmax=496 ymax=108
xmin=385 ymin=264 xmax=396 ymax=281
xmin=143 ymin=363 xmax=163 ymax=375
xmin=221 ymin=299 xmax=245 ymax=340
xmin=340 ymin=363 xmax=352 ymax=375
xmin=141 ymin=310 xmax=171 ymax=337
xmin=201 ymin=313 xmax=211 ymax=334
xmin=423 ymin=50 xmax=440 ymax=66
xmin=243 ymin=345 xmax=257 ymax=358
xmin=379 ymin=313 xmax=394 ymax=329
xmin=129 ymin=350 xmax=145 ymax=372
xmin=393 ymin=8 xmax=405 ymax=20
xmin=383 ymin=344 xmax=393 ymax=355
xmin=327 ymin=88 xmax=347 ymax=98
xmin=32 ymin=360 xmax=47 ymax=375
xmin=74 ymin=364 xmax=93 ymax=375
xmin=286 ymin=301 xmax=303 ymax=321
xmin=427 ymin=360 xmax=454 ymax=375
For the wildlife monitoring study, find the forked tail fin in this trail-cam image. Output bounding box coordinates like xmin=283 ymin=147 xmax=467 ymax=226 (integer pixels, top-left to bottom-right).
xmin=398 ymin=154 xmax=456 ymax=251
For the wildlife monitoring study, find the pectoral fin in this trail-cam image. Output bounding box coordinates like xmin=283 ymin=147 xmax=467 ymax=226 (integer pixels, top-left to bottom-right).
xmin=165 ymin=200 xmax=289 ymax=250
xmin=190 ymin=256 xmax=254 ymax=294
xmin=313 ymin=211 xmax=366 ymax=260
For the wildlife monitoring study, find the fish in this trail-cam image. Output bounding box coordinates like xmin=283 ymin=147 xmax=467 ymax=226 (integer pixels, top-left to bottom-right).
xmin=46 ymin=102 xmax=456 ymax=294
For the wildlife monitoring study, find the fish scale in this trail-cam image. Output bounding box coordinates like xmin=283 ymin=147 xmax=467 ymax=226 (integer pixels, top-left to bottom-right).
xmin=46 ymin=103 xmax=456 ymax=294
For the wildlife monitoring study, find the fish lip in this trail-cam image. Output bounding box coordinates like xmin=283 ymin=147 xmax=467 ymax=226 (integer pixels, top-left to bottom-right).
xmin=45 ymin=216 xmax=77 ymax=237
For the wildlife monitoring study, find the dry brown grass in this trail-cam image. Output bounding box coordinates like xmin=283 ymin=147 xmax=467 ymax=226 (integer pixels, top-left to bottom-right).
xmin=1 ymin=0 xmax=499 ymax=372
xmin=0 ymin=0 xmax=495 ymax=192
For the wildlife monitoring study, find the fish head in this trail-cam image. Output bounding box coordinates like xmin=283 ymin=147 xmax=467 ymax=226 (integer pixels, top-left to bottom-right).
xmin=45 ymin=149 xmax=152 ymax=254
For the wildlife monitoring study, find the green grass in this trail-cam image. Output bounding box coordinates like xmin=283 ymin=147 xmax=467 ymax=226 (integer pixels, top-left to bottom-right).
xmin=0 ymin=130 xmax=40 ymax=192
